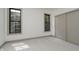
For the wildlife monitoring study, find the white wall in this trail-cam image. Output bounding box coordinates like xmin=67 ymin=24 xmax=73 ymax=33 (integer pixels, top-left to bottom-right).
xmin=5 ymin=8 xmax=52 ymax=41
xmin=51 ymin=8 xmax=77 ymax=36
xmin=0 ymin=8 xmax=5 ymax=46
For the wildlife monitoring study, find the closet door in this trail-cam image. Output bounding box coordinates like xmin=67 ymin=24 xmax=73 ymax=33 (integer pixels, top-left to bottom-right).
xmin=67 ymin=10 xmax=79 ymax=44
xmin=55 ymin=14 xmax=66 ymax=40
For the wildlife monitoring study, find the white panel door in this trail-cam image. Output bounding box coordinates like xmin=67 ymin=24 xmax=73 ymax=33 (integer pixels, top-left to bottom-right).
xmin=67 ymin=10 xmax=79 ymax=44
xmin=55 ymin=14 xmax=66 ymax=40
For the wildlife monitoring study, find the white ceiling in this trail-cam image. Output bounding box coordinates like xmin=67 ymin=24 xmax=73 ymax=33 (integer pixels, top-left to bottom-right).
xmin=45 ymin=8 xmax=57 ymax=10
xmin=42 ymin=8 xmax=58 ymax=11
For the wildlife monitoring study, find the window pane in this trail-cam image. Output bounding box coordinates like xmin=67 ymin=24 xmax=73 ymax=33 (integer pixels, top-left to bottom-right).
xmin=11 ymin=10 xmax=20 ymax=21
xmin=15 ymin=29 xmax=21 ymax=33
xmin=15 ymin=22 xmax=21 ymax=28
xmin=10 ymin=22 xmax=15 ymax=33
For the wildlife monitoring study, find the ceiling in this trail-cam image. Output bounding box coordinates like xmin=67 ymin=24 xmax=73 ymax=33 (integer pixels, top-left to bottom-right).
xmin=42 ymin=8 xmax=58 ymax=11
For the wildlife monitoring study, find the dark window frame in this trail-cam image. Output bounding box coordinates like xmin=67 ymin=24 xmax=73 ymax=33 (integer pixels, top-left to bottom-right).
xmin=9 ymin=8 xmax=21 ymax=34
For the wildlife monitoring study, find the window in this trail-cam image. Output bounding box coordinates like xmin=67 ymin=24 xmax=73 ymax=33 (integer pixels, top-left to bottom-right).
xmin=9 ymin=8 xmax=21 ymax=34
xmin=44 ymin=14 xmax=50 ymax=31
